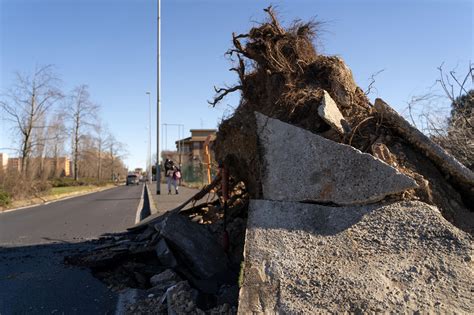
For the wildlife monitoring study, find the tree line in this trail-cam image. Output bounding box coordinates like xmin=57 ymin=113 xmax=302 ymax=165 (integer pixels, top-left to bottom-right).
xmin=0 ymin=65 xmax=127 ymax=191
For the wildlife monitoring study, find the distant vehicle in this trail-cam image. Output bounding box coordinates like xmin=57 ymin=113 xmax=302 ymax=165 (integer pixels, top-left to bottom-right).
xmin=126 ymin=174 xmax=139 ymax=186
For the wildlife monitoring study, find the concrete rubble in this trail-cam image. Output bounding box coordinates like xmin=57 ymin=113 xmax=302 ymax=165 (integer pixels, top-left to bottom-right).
xmin=256 ymin=112 xmax=418 ymax=205
xmin=158 ymin=213 xmax=229 ymax=280
xmin=65 ymin=198 xmax=244 ymax=314
xmin=239 ymin=200 xmax=473 ymax=313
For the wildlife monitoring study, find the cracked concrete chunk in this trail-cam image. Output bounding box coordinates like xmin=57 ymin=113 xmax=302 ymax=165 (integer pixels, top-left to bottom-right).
xmin=238 ymin=199 xmax=474 ymax=314
xmin=158 ymin=214 xmax=228 ymax=279
xmin=318 ymin=90 xmax=350 ymax=134
xmin=155 ymin=238 xmax=178 ymax=268
xmin=150 ymin=269 xmax=181 ymax=291
xmin=255 ymin=112 xmax=418 ymax=205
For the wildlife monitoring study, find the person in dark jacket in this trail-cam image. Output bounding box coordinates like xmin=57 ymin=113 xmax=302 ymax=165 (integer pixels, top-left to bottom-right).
xmin=164 ymin=159 xmax=174 ymax=194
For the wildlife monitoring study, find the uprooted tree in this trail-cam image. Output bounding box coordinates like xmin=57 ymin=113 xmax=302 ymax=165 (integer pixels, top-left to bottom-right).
xmin=210 ymin=7 xmax=473 ymax=233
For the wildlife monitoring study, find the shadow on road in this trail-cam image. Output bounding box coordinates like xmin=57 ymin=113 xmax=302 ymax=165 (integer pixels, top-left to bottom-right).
xmin=0 ymin=238 xmax=122 ymax=314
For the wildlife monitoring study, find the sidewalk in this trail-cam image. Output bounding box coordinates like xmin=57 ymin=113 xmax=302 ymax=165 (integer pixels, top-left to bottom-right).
xmin=148 ymin=182 xmax=200 ymax=214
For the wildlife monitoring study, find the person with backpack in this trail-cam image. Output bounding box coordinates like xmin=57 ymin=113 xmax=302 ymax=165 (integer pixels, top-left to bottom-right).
xmin=164 ymin=158 xmax=175 ymax=194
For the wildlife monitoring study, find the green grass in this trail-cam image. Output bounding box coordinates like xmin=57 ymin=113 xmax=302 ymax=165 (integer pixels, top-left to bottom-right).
xmin=49 ymin=186 xmax=94 ymax=196
xmin=238 ymin=261 xmax=245 ymax=288
xmin=0 ymin=190 xmax=11 ymax=207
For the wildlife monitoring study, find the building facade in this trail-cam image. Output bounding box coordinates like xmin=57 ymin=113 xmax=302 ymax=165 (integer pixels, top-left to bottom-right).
xmin=44 ymin=157 xmax=71 ymax=177
xmin=0 ymin=153 xmax=8 ymax=170
xmin=3 ymin=156 xmax=70 ymax=176
xmin=7 ymin=157 xmax=21 ymax=172
xmin=173 ymin=129 xmax=217 ymax=183
xmin=175 ymin=129 xmax=216 ymax=166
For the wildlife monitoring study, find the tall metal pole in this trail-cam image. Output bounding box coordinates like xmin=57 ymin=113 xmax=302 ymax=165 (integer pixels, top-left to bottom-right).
xmin=156 ymin=0 xmax=161 ymax=194
xmin=146 ymin=91 xmax=152 ymax=184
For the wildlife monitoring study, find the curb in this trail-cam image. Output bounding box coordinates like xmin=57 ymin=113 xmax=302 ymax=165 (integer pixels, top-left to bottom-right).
xmin=134 ymin=183 xmax=155 ymax=224
xmin=145 ymin=183 xmax=158 ymax=214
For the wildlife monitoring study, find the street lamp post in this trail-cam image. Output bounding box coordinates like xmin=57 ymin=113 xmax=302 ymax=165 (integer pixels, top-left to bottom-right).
xmin=156 ymin=0 xmax=161 ymax=194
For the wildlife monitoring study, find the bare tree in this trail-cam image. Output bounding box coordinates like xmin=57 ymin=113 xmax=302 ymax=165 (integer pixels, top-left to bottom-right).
xmin=94 ymin=120 xmax=109 ymax=181
xmin=106 ymin=134 xmax=127 ymax=181
xmin=45 ymin=111 xmax=68 ymax=177
xmin=67 ymin=85 xmax=98 ymax=181
xmin=405 ymin=63 xmax=473 ymax=170
xmin=0 ymin=65 xmax=62 ymax=176
xmin=433 ymin=63 xmax=473 ymax=169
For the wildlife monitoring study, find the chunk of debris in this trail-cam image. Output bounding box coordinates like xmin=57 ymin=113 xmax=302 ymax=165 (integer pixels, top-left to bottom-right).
xmin=150 ymin=269 xmax=181 ymax=288
xmin=318 ymin=90 xmax=351 ymax=134
xmin=155 ymin=239 xmax=178 ymax=268
xmin=158 ymin=213 xmax=229 ymax=279
xmin=165 ymin=281 xmax=201 ymax=315
xmin=256 ymin=112 xmax=418 ymax=205
xmin=239 ymin=199 xmax=474 ymax=313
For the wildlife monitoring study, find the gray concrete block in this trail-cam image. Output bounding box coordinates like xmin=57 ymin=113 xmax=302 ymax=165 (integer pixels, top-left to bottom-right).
xmin=255 ymin=112 xmax=418 ymax=205
xmin=158 ymin=214 xmax=228 ymax=280
xmin=238 ymin=199 xmax=473 ymax=314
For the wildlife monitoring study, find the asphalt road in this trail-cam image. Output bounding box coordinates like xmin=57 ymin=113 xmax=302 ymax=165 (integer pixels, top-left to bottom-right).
xmin=0 ymin=184 xmax=143 ymax=314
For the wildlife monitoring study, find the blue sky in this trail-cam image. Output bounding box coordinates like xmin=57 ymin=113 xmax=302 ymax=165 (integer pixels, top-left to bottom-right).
xmin=1 ymin=0 xmax=472 ymax=169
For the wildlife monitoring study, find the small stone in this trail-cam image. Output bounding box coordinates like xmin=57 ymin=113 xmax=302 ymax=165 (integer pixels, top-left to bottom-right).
xmin=318 ymin=90 xmax=350 ymax=134
xmin=147 ymin=293 xmax=154 ymax=298
xmin=191 ymin=215 xmax=203 ymax=223
xmin=463 ymin=255 xmax=471 ymax=262
xmin=409 ymin=266 xmax=418 ymax=273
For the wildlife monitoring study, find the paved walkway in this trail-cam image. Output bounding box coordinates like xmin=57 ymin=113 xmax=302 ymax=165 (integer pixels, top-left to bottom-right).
xmin=148 ymin=182 xmax=199 ymax=214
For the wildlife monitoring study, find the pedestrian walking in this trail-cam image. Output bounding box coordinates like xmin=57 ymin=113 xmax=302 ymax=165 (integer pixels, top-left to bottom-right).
xmin=172 ymin=166 xmax=181 ymax=194
xmin=164 ymin=158 xmax=174 ymax=194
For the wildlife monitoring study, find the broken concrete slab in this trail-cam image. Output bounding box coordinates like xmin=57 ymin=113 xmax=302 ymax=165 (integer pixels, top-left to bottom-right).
xmin=150 ymin=269 xmax=181 ymax=288
xmin=255 ymin=112 xmax=418 ymax=205
xmin=148 ymin=269 xmax=182 ymax=295
xmin=155 ymin=238 xmax=178 ymax=268
xmin=318 ymin=90 xmax=351 ymax=134
xmin=158 ymin=213 xmax=228 ymax=280
xmin=239 ymin=199 xmax=474 ymax=314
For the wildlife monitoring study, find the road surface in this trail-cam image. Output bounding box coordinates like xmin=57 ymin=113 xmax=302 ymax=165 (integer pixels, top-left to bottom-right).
xmin=0 ymin=184 xmax=143 ymax=314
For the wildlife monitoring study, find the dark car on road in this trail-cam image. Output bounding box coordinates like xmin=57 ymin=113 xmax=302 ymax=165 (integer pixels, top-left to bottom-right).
xmin=126 ymin=174 xmax=139 ymax=186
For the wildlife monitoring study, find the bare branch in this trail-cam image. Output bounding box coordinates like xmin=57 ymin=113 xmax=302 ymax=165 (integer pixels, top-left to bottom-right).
xmin=364 ymin=69 xmax=385 ymax=96
xmin=208 ymin=85 xmax=242 ymax=107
